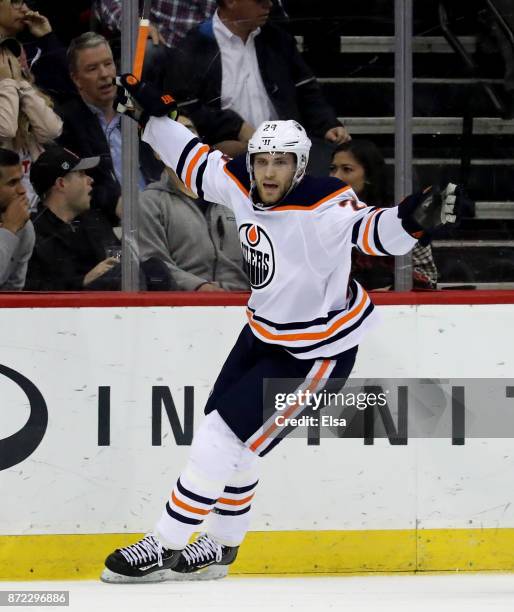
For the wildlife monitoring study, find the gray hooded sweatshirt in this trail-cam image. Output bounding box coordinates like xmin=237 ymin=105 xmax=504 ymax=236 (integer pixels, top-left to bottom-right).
xmin=138 ymin=173 xmax=248 ymax=291
xmin=0 ymin=222 xmax=35 ymax=290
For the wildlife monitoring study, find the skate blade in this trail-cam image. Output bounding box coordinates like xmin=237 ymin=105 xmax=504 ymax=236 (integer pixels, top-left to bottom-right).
xmin=169 ymin=565 xmax=229 ymax=581
xmin=100 ymin=565 xmax=229 ymax=583
xmin=100 ymin=568 xmax=174 ymax=583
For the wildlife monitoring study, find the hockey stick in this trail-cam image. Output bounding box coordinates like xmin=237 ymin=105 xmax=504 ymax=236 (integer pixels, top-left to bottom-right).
xmin=133 ymin=0 xmax=152 ymax=80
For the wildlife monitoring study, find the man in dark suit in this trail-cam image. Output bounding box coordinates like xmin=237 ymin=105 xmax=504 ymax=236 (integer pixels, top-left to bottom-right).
xmin=164 ymin=0 xmax=350 ymax=166
xmin=57 ymin=31 xmax=161 ymax=225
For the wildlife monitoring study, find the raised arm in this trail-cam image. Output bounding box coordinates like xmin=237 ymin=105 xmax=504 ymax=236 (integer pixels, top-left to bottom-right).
xmin=322 ymin=183 xmax=461 ymax=257
xmin=350 ymin=184 xmax=460 ymax=255
xmin=350 ymin=206 xmax=417 ymax=256
xmin=142 ymin=116 xmax=235 ymax=206
xmin=116 ymin=74 xmax=239 ymax=208
xmin=18 ymin=81 xmax=63 ymax=142
xmin=0 ymin=78 xmax=20 ymax=140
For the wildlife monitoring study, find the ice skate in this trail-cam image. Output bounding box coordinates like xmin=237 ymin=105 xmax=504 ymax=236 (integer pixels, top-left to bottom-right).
xmin=169 ymin=533 xmax=239 ymax=581
xmin=101 ymin=533 xmax=181 ymax=583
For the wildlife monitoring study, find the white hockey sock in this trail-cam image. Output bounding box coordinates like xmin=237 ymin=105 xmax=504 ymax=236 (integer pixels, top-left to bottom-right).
xmin=155 ymin=411 xmax=256 ymax=550
xmin=206 ymin=476 xmax=259 ymax=547
xmin=204 ymin=440 xmax=259 ymax=547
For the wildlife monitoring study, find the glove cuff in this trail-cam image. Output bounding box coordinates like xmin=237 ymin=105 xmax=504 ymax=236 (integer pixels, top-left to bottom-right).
xmin=118 ymin=73 xmax=178 ymax=121
xmin=396 ymin=192 xmax=426 ymax=237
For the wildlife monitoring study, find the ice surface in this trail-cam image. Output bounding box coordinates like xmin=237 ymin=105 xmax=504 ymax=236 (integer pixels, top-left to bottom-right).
xmin=2 ymin=574 xmax=514 ymax=612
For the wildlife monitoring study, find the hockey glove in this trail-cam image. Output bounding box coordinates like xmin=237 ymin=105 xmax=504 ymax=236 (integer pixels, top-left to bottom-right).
xmin=114 ymin=73 xmax=178 ymax=127
xmin=397 ymin=183 xmax=462 ymax=240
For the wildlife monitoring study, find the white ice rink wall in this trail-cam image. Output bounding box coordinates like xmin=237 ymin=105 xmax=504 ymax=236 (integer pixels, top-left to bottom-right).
xmin=1 ymin=292 xmax=514 ymax=579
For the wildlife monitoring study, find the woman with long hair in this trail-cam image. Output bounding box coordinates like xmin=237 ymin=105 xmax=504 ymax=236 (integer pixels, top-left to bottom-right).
xmin=0 ymin=39 xmax=62 ymax=211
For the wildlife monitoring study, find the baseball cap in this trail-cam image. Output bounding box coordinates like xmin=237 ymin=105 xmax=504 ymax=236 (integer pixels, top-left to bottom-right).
xmin=30 ymin=146 xmax=100 ymax=198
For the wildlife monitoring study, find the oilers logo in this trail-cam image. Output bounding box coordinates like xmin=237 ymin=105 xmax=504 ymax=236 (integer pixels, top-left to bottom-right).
xmin=239 ymin=223 xmax=275 ymax=289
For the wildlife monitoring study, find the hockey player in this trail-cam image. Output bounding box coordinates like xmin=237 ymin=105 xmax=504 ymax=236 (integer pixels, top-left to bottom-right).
xmin=101 ymin=75 xmax=461 ymax=583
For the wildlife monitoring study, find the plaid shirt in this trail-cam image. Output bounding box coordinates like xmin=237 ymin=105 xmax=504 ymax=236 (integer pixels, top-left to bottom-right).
xmin=94 ymin=0 xmax=217 ymax=48
xmin=412 ymin=244 xmax=438 ymax=288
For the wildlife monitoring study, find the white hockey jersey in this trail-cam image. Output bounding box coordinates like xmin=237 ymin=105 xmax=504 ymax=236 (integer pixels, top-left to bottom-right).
xmin=143 ymin=116 xmax=417 ymax=359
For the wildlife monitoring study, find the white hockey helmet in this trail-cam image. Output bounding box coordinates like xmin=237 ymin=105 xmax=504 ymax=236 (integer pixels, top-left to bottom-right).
xmin=247 ymin=120 xmax=312 ymax=207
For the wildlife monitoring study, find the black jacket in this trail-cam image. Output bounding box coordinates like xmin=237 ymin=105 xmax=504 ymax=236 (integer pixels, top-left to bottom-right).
xmin=164 ymin=18 xmax=341 ymax=144
xmin=26 ymin=207 xmax=120 ymax=291
xmin=21 ymin=32 xmax=76 ymax=103
xmin=56 ymin=96 xmax=163 ymax=225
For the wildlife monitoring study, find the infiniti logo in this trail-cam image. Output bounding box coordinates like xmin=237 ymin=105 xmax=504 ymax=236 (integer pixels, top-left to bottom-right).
xmin=0 ymin=365 xmax=48 ymax=471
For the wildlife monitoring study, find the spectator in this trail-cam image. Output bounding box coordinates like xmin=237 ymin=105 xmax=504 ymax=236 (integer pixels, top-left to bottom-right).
xmin=93 ymin=1 xmax=217 ymax=88
xmin=94 ymin=0 xmax=286 ymax=42
xmin=138 ymin=113 xmax=248 ymax=291
xmin=57 ymin=32 xmax=161 ymax=226
xmin=93 ymin=0 xmax=217 ymax=49
xmin=0 ymin=0 xmax=74 ymax=100
xmin=0 ymin=37 xmax=62 ymax=211
xmin=26 ymin=145 xmax=122 ymax=290
xmin=29 ymin=0 xmax=94 ymax=46
xmin=27 ymin=145 xmax=174 ymax=291
xmin=164 ymin=0 xmax=350 ymax=163
xmin=0 ymin=147 xmax=34 ymax=290
xmin=329 ymin=140 xmax=438 ymax=289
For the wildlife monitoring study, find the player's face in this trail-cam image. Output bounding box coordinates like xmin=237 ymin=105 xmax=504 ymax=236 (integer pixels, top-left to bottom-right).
xmin=0 ymin=1 xmax=28 ymax=36
xmin=0 ymin=164 xmax=26 ymax=213
xmin=71 ymin=43 xmax=117 ymax=107
xmin=62 ymin=170 xmax=93 ymax=214
xmin=329 ymin=150 xmax=366 ymax=196
xmin=253 ymin=152 xmax=296 ymax=206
